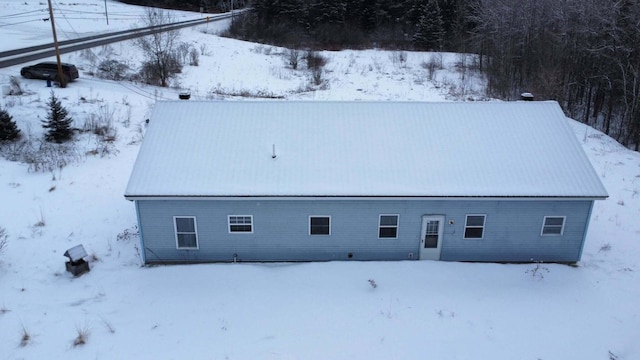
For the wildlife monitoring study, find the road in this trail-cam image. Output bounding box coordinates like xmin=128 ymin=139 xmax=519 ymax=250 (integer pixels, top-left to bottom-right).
xmin=0 ymin=12 xmax=233 ymax=69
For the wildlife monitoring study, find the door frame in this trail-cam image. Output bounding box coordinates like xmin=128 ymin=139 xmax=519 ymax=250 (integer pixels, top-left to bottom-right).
xmin=419 ymin=215 xmax=445 ymax=260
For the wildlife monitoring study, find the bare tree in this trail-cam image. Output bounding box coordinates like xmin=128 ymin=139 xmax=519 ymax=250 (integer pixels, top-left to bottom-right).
xmin=133 ymin=8 xmax=181 ymax=87
xmin=468 ymin=0 xmax=640 ymax=149
xmin=285 ymin=48 xmax=301 ymax=70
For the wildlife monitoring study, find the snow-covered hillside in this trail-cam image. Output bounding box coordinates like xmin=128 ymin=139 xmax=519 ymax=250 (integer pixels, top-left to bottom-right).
xmin=0 ymin=1 xmax=638 ymax=359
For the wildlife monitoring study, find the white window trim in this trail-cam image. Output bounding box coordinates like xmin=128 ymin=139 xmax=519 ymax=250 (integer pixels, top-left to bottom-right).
xmin=541 ymin=216 xmax=566 ymax=236
xmin=378 ymin=214 xmax=399 ymax=239
xmin=464 ymin=214 xmax=486 ymax=239
xmin=309 ymin=215 xmax=331 ymax=236
xmin=228 ymin=215 xmax=254 ymax=234
xmin=173 ymin=216 xmax=199 ymax=249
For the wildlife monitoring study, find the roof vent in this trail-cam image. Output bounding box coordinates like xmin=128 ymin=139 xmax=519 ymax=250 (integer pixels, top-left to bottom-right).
xmin=520 ymin=92 xmax=534 ymax=101
xmin=272 ymin=144 xmax=277 ymax=159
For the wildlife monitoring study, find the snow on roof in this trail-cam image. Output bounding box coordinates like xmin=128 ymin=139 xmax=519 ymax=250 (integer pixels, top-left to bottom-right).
xmin=124 ymin=101 xmax=608 ymax=199
xmin=63 ymin=244 xmax=88 ymax=262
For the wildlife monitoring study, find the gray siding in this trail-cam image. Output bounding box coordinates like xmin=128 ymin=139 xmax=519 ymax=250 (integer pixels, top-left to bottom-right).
xmin=136 ymin=199 xmax=593 ymax=264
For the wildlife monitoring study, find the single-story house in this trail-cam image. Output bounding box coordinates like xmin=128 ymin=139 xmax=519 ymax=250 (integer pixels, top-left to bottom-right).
xmin=124 ymin=101 xmax=608 ymax=264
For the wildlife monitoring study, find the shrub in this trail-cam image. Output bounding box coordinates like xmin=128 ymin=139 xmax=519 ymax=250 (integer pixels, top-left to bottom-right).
xmin=176 ymin=42 xmax=191 ymax=65
xmin=97 ymin=59 xmax=130 ymax=81
xmin=285 ymin=48 xmax=301 ymax=70
xmin=82 ymin=104 xmax=117 ymax=141
xmin=89 ymin=139 xmax=119 ymax=158
xmin=525 ymin=260 xmax=549 ymax=279
xmin=20 ymin=325 xmax=30 ymax=347
xmin=310 ymin=68 xmax=324 ymax=86
xmin=199 ymin=43 xmax=208 ymax=56
xmin=138 ymin=54 xmax=182 ymax=87
xmin=117 ymin=226 xmax=139 ymax=242
xmin=305 ymin=51 xmax=327 ymax=70
xmin=0 ymin=132 xmax=80 ymax=172
xmin=9 ymin=76 xmax=24 ymax=96
xmin=189 ymin=47 xmax=199 ymax=66
xmin=422 ymin=53 xmax=443 ymax=80
xmin=27 ymin=141 xmax=79 ymax=173
xmin=0 ymin=107 xmax=20 ymax=141
xmin=390 ymin=51 xmax=407 ymax=66
xmin=73 ymin=326 xmax=89 ymax=347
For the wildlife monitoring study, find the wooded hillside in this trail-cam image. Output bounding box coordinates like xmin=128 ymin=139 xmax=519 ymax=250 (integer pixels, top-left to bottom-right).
xmin=226 ymin=0 xmax=640 ymax=150
xmin=472 ymin=0 xmax=640 ymax=150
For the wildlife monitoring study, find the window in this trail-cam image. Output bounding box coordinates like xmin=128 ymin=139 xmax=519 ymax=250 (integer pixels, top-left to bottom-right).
xmin=379 ymin=215 xmax=399 ymax=238
xmin=541 ymin=216 xmax=566 ymax=236
xmin=309 ymin=216 xmax=330 ymax=235
xmin=464 ymin=215 xmax=486 ymax=239
xmin=228 ymin=215 xmax=253 ymax=233
xmin=174 ymin=216 xmax=198 ymax=249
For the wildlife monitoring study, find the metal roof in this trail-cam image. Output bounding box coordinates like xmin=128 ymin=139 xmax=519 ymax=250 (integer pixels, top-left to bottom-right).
xmin=124 ymin=101 xmax=608 ymax=199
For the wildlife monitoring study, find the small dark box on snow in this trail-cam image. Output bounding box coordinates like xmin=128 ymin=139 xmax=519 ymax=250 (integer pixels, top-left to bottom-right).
xmin=64 ymin=244 xmax=90 ymax=276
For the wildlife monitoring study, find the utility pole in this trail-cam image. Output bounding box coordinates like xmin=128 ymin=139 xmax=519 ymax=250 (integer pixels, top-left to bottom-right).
xmin=47 ymin=0 xmax=66 ymax=88
xmin=105 ymin=0 xmax=109 ymax=25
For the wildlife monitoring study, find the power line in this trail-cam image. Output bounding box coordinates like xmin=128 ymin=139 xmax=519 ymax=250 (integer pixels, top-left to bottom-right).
xmin=0 ymin=9 xmax=48 ymax=19
xmin=0 ymin=3 xmax=202 ymax=32
xmin=0 ymin=19 xmax=50 ymax=28
xmin=52 ymin=0 xmax=80 ymax=37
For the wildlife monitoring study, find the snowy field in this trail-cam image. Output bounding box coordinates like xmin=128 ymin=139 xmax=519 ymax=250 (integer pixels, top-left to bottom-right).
xmin=0 ymin=1 xmax=639 ymax=359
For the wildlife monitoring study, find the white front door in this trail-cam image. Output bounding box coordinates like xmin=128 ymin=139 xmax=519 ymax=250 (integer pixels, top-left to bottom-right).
xmin=419 ymin=215 xmax=444 ymax=260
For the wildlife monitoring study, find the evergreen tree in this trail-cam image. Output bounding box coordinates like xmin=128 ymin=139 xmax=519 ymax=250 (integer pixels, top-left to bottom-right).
xmin=413 ymin=0 xmax=444 ymax=50
xmin=253 ymin=0 xmax=278 ymax=22
xmin=377 ymin=0 xmax=412 ymax=24
xmin=0 ymin=107 xmax=20 ymax=141
xmin=349 ymin=0 xmax=377 ymax=32
xmin=407 ymin=0 xmax=427 ymax=26
xmin=309 ymin=0 xmax=346 ymax=25
xmin=278 ymin=0 xmax=307 ymax=25
xmin=42 ymin=90 xmax=73 ymax=143
xmin=437 ymin=0 xmax=461 ymax=48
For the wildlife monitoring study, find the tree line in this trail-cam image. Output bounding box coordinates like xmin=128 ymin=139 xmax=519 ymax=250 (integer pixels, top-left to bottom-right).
xmin=471 ymin=0 xmax=640 ymax=150
xmin=230 ymin=0 xmax=468 ymax=50
xmin=116 ymin=0 xmax=247 ymax=13
xmin=227 ymin=0 xmax=640 ymax=150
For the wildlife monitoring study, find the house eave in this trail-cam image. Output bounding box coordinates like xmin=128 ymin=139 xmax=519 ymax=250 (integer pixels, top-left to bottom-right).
xmin=124 ymin=194 xmax=608 ymax=201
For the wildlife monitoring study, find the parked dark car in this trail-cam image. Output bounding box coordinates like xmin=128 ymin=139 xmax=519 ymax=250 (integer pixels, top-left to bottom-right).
xmin=20 ymin=61 xmax=79 ymax=82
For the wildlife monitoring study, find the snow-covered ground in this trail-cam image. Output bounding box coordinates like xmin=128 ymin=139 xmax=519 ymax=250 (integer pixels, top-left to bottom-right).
xmin=0 ymin=1 xmax=639 ymax=359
